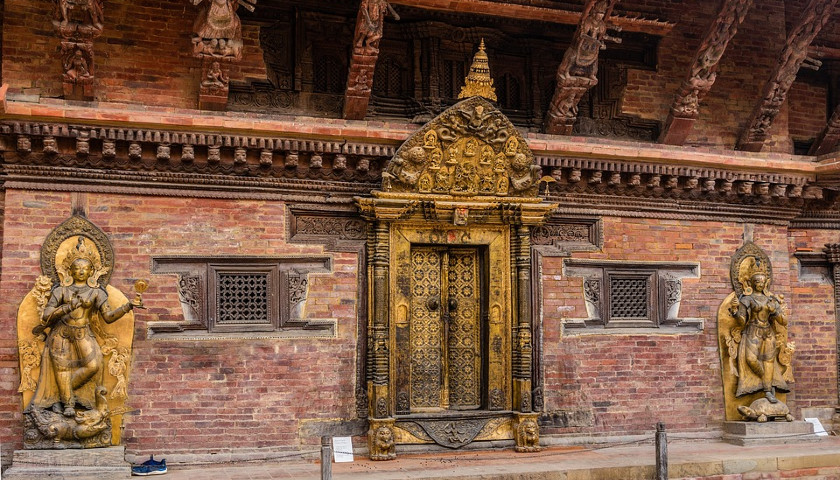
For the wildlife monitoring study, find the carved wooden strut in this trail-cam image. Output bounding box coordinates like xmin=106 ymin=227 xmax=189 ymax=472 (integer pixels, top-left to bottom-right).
xmin=53 ymin=0 xmax=104 ymax=100
xmin=344 ymin=0 xmax=400 ymax=120
xmin=544 ymin=0 xmax=622 ymax=135
xmin=660 ymin=0 xmax=755 ymax=145
xmin=735 ymin=0 xmax=837 ymax=152
xmin=191 ymin=0 xmax=257 ymax=110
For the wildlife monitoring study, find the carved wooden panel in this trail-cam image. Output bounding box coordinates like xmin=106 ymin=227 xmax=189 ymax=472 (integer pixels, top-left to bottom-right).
xmin=410 ymin=247 xmax=443 ymax=410
xmin=447 ymin=248 xmax=481 ymax=409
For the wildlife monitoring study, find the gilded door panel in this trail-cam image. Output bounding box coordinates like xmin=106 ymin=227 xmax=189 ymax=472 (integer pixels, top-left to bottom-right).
xmin=448 ymin=249 xmax=481 ymax=409
xmin=410 ymin=247 xmax=442 ymax=410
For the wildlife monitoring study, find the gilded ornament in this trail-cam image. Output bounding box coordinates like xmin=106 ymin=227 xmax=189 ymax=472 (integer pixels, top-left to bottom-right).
xmin=458 ymin=39 xmax=497 ymax=102
xmin=17 ymin=215 xmax=144 ymax=449
xmin=718 ymin=242 xmax=794 ymax=421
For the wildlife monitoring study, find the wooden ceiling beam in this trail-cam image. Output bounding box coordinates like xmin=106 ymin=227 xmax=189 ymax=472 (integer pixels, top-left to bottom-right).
xmin=735 ymin=0 xmax=838 ymax=152
xmin=659 ymin=0 xmax=755 ymax=146
xmin=388 ymin=0 xmax=674 ymax=35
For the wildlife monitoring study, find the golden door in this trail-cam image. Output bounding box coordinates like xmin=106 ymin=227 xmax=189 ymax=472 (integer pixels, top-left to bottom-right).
xmin=405 ymin=246 xmax=483 ymax=412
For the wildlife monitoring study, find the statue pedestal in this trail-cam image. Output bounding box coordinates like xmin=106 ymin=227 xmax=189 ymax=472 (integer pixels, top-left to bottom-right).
xmin=722 ymin=421 xmax=818 ymax=446
xmin=3 ymin=446 xmax=131 ymax=480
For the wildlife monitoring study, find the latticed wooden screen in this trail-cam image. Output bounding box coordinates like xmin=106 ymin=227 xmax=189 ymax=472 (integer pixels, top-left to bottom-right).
xmin=216 ymin=273 xmax=271 ymax=326
xmin=609 ymin=277 xmax=649 ymax=321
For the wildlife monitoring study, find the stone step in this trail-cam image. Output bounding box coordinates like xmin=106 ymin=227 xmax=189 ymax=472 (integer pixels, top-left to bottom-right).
xmin=4 ymin=446 xmax=131 ymax=480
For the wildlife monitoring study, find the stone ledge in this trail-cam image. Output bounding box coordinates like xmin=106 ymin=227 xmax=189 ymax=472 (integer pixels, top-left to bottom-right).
xmin=4 ymin=446 xmax=130 ymax=480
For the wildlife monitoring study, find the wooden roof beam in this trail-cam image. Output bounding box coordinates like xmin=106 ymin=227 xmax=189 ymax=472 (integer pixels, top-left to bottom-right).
xmin=388 ymin=0 xmax=674 ymax=35
xmin=543 ymin=0 xmax=622 ymax=135
xmin=735 ymin=0 xmax=838 ymax=152
xmin=659 ymin=0 xmax=755 ymax=146
xmin=343 ymin=0 xmax=400 ymax=120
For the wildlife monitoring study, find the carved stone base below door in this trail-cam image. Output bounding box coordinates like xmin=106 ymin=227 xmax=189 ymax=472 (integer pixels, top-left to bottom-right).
xmin=513 ymin=412 xmax=541 ymax=452
xmin=368 ymin=417 xmax=397 ymax=461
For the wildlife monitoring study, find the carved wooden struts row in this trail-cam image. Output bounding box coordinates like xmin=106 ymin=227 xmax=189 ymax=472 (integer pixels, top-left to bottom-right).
xmin=544 ymin=0 xmax=622 ymax=135
xmin=659 ymin=0 xmax=755 ymax=145
xmin=736 ymin=0 xmax=837 ymax=152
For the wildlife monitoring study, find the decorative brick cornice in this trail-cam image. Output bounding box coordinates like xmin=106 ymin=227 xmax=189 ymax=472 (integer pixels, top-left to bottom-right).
xmin=2 ymin=117 xmax=838 ymax=223
xmin=825 ymin=244 xmax=840 ymax=264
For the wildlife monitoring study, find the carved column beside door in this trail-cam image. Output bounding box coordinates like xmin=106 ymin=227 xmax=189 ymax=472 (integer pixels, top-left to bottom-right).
xmin=825 ymin=244 xmax=840 ymax=411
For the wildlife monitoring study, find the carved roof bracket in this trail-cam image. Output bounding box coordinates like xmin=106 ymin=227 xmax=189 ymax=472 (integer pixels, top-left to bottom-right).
xmin=191 ymin=0 xmax=258 ymax=110
xmin=544 ymin=0 xmax=622 ymax=136
xmin=810 ymin=101 xmax=840 ymax=156
xmin=344 ymin=0 xmax=400 ymax=120
xmin=660 ymin=0 xmax=755 ymax=145
xmin=53 ymin=0 xmax=104 ymax=101
xmin=735 ymin=0 xmax=838 ymax=152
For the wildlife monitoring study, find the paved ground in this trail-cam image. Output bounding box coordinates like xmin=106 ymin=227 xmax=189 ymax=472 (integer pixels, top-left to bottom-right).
xmin=155 ymin=436 xmax=840 ymax=480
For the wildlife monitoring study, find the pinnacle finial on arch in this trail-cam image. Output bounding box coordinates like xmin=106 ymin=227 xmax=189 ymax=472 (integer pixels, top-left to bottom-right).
xmin=458 ymin=38 xmax=497 ymax=102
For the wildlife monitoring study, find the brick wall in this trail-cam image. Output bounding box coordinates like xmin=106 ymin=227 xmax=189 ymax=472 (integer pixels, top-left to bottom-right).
xmin=788 ymin=228 xmax=839 ymax=409
xmin=0 ymin=190 xmax=359 ymax=460
xmin=540 ymin=217 xmax=836 ymax=436
xmin=788 ymin=82 xmax=828 ymax=142
xmin=2 ymin=0 xmax=267 ymax=108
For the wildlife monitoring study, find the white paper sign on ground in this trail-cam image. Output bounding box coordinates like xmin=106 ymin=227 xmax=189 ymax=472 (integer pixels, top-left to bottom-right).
xmin=804 ymin=417 xmax=829 ymax=436
xmin=332 ymin=436 xmax=355 ymax=463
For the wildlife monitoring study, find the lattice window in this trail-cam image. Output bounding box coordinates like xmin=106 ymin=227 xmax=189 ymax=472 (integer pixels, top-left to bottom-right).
xmin=314 ymin=54 xmax=345 ymax=94
xmin=441 ymin=59 xmax=465 ymax=99
xmin=562 ymin=260 xmax=702 ymax=331
xmin=210 ymin=265 xmax=279 ymax=333
xmin=217 ymin=273 xmax=271 ymax=326
xmin=150 ymin=256 xmax=335 ymax=337
xmin=608 ymin=276 xmax=651 ymax=325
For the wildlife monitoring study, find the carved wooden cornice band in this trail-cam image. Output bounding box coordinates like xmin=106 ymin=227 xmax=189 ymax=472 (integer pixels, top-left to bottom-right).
xmin=2 ymin=120 xmax=837 ymax=224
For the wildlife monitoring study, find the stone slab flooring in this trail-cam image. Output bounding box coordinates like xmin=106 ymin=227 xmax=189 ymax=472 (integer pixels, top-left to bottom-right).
xmin=155 ymin=436 xmax=840 ymax=480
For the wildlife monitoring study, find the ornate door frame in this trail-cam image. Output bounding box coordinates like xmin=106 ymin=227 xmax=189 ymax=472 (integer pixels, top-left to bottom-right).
xmin=357 ymin=96 xmax=556 ymax=459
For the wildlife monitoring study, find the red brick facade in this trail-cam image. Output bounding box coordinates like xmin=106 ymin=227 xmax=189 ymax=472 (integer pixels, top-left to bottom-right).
xmin=1 ymin=0 xmax=840 ymax=469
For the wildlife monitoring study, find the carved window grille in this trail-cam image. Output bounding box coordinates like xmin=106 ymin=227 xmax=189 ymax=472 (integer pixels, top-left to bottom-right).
xmin=441 ymin=59 xmax=465 ymax=99
xmin=562 ymin=260 xmax=701 ymax=331
xmin=497 ymin=74 xmax=523 ymax=110
xmin=150 ymin=257 xmax=332 ymax=335
xmin=373 ymin=56 xmax=406 ymax=97
xmin=215 ymin=271 xmax=273 ymax=329
xmin=314 ymin=54 xmax=345 ymax=94
xmin=606 ymin=272 xmax=655 ymax=327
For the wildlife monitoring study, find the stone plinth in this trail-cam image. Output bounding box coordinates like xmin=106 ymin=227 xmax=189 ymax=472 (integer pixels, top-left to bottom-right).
xmin=3 ymin=446 xmax=131 ymax=480
xmin=723 ymin=420 xmax=817 ymax=446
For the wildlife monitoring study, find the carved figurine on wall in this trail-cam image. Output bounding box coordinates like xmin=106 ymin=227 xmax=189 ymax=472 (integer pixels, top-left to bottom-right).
xmin=718 ymin=242 xmax=795 ymax=422
xmin=192 ymin=0 xmax=255 ymax=60
xmin=353 ymin=0 xmax=399 ymax=55
xmin=63 ymin=48 xmax=93 ymax=84
xmin=56 ymin=0 xmax=104 ymax=31
xmin=17 ymin=215 xmax=146 ymax=448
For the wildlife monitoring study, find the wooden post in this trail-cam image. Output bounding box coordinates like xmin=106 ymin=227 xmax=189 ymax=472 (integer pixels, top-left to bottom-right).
xmin=321 ymin=436 xmax=332 ymax=480
xmin=655 ymin=422 xmax=667 ymax=480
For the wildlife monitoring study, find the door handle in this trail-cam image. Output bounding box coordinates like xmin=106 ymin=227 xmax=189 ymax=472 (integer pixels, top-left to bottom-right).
xmin=448 ymin=298 xmax=458 ymax=312
xmin=427 ymin=297 xmax=439 ymax=311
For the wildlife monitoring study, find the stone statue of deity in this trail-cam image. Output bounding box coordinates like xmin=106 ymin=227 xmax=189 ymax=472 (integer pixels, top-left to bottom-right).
xmin=718 ymin=242 xmax=794 ymax=422
xmin=17 ymin=215 xmax=146 ymax=448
